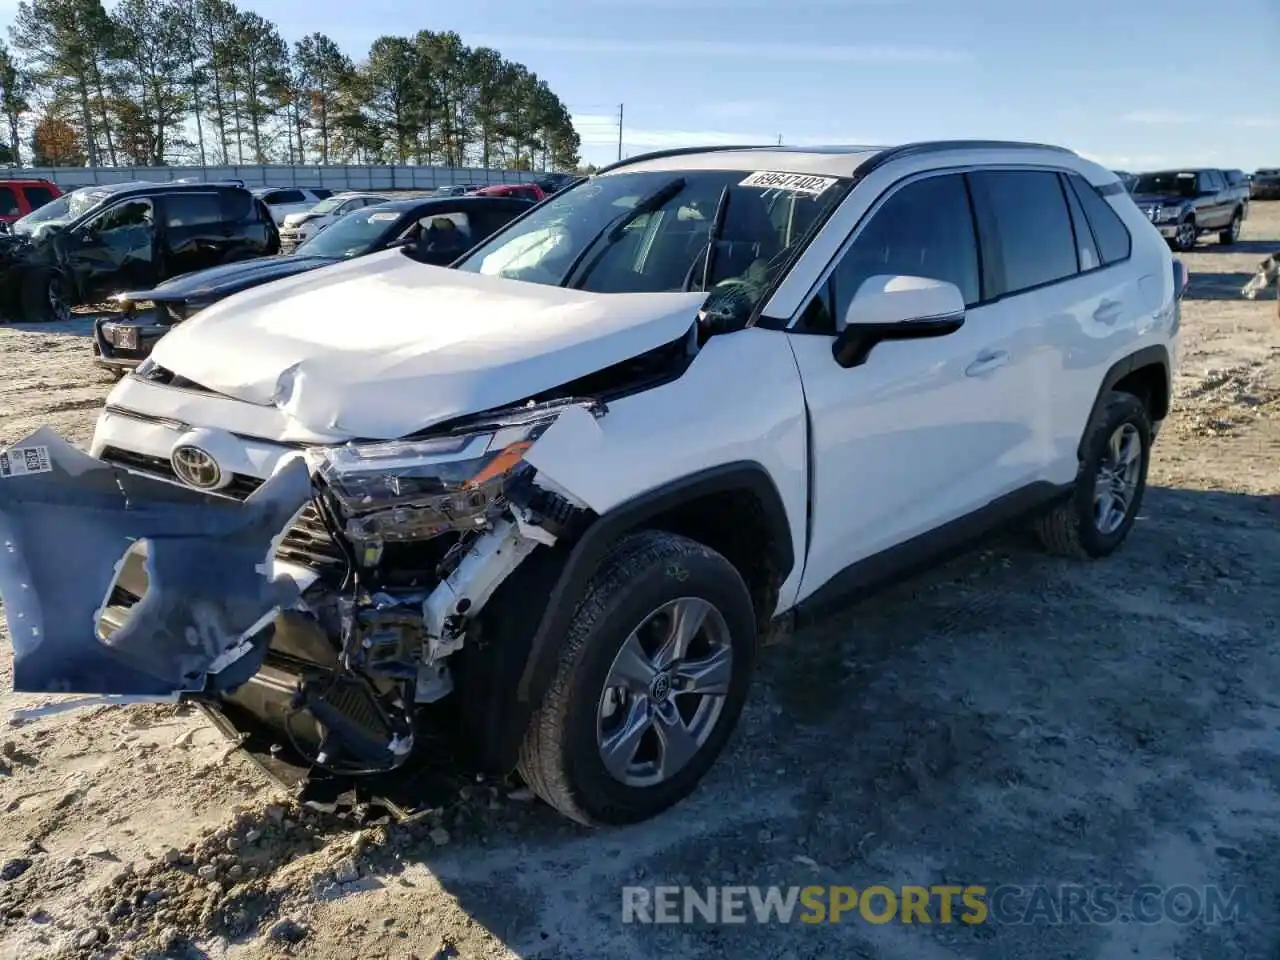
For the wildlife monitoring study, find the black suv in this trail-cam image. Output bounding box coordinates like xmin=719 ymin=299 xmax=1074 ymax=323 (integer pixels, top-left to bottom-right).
xmin=0 ymin=181 xmax=278 ymax=323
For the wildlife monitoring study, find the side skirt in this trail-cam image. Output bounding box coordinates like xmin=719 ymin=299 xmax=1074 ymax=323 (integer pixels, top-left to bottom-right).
xmin=785 ymin=480 xmax=1074 ymax=629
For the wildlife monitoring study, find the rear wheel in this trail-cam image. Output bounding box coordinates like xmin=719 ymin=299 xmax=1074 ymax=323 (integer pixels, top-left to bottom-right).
xmin=518 ymin=530 xmax=757 ymax=826
xmin=20 ymin=268 xmax=72 ymax=323
xmin=1033 ymin=391 xmax=1152 ymax=559
xmin=1219 ymin=211 xmax=1242 ymax=245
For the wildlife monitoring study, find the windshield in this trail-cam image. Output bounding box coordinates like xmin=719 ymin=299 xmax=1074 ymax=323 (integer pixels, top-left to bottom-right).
xmin=295 ymin=206 xmax=400 ymax=258
xmin=307 ymin=196 xmax=350 ymax=215
xmin=1133 ymin=171 xmax=1199 ymax=196
xmin=454 ymin=168 xmax=851 ymax=316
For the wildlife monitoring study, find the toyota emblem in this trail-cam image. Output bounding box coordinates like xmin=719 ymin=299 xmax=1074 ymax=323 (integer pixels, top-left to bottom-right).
xmin=170 ymin=444 xmax=223 ymax=490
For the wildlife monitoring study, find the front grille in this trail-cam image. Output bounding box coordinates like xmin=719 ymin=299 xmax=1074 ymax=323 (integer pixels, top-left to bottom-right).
xmin=99 ymin=447 xmax=347 ymax=578
xmin=100 ymin=446 xmax=263 ymax=500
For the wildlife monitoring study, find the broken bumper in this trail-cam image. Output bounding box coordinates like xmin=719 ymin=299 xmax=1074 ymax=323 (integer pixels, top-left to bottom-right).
xmin=0 ymin=428 xmax=312 ymax=697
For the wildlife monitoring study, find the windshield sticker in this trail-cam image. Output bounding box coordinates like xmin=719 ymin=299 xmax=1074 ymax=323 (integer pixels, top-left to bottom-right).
xmin=0 ymin=445 xmax=52 ymax=479
xmin=739 ymin=171 xmax=838 ymax=196
xmin=369 ymin=212 xmax=399 ymax=221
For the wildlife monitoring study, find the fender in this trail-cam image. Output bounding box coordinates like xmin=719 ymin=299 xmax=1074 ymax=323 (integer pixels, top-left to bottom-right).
xmin=457 ymin=461 xmax=795 ymax=774
xmin=1076 ymin=344 xmax=1171 ymax=460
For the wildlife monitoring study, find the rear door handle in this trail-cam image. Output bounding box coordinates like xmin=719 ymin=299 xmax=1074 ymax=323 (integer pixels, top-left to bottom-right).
xmin=965 ymin=349 xmax=1010 ymax=377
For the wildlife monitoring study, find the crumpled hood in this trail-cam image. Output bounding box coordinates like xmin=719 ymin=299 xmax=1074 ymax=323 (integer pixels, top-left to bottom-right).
xmin=150 ymin=249 xmax=709 ymax=440
xmin=121 ymin=255 xmax=336 ymax=304
xmin=282 ymin=211 xmax=318 ymax=228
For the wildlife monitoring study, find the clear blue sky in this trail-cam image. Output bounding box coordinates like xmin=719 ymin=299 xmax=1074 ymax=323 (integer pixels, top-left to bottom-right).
xmin=3 ymin=0 xmax=1278 ymax=171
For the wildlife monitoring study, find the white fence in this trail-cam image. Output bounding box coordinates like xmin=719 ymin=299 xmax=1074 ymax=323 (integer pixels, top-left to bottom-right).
xmin=0 ymin=163 xmax=552 ymax=192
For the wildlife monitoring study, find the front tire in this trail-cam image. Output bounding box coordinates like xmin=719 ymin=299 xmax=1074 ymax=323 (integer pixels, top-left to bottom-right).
xmin=518 ymin=530 xmax=757 ymax=826
xmin=1172 ymin=218 xmax=1197 ymax=252
xmin=20 ymin=268 xmax=72 ymax=323
xmin=1033 ymin=391 xmax=1152 ymax=559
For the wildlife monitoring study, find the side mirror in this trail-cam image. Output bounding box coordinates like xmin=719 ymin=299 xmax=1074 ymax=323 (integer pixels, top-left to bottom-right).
xmin=831 ymin=275 xmax=966 ymax=369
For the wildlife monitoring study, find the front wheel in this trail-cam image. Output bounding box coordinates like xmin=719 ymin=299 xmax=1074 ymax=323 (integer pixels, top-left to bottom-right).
xmin=1033 ymin=391 xmax=1152 ymax=559
xmin=518 ymin=531 xmax=757 ymax=826
xmin=1219 ymin=211 xmax=1242 ymax=245
xmin=1173 ymin=218 xmax=1197 ymax=252
xmin=20 ymin=268 xmax=73 ymax=323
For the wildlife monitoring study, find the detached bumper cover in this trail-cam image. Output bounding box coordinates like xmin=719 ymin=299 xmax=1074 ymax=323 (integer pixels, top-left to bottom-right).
xmin=0 ymin=428 xmax=311 ymax=697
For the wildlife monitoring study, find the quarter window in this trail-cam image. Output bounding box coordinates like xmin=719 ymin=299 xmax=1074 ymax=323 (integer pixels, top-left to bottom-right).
xmin=1065 ymin=173 xmax=1132 ymax=265
xmin=969 ymin=170 xmax=1078 ymax=296
xmin=829 ymin=172 xmax=981 ymax=321
xmin=0 ymin=187 xmax=17 ymax=217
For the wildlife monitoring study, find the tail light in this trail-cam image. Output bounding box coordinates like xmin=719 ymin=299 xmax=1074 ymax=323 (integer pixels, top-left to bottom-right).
xmin=1172 ymin=259 xmax=1189 ymax=299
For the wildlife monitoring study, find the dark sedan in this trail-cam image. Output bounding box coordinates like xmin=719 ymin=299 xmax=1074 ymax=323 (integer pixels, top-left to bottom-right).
xmin=92 ymin=194 xmax=534 ymax=374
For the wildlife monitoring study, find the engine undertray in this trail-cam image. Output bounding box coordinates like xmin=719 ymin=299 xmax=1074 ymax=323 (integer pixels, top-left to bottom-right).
xmin=197 ymin=698 xmax=472 ymax=823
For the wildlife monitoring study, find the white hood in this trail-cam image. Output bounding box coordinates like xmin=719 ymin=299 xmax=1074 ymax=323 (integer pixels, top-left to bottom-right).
xmin=281 ymin=211 xmax=314 ymax=227
xmin=149 ymin=249 xmax=708 ymax=440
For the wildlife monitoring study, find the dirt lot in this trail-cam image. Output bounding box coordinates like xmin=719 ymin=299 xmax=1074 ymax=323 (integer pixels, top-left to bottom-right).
xmin=1 ymin=204 xmax=1278 ymax=960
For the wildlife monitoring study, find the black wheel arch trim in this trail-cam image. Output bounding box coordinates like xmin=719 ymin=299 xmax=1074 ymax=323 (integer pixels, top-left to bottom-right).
xmin=462 ymin=461 xmax=795 ymax=774
xmin=1077 ymin=344 xmax=1171 ymax=460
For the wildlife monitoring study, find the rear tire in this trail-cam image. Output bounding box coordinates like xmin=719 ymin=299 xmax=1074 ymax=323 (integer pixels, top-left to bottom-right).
xmin=518 ymin=530 xmax=757 ymax=826
xmin=1033 ymin=391 xmax=1152 ymax=560
xmin=1218 ymin=211 xmax=1242 ymax=245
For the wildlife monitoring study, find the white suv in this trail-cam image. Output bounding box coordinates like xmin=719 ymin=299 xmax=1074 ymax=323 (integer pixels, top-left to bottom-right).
xmin=250 ymin=186 xmax=334 ymax=227
xmin=0 ymin=141 xmax=1184 ymax=827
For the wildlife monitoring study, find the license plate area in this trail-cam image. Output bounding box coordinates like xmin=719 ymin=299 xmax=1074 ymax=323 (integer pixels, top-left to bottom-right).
xmin=111 ymin=326 xmax=139 ymax=350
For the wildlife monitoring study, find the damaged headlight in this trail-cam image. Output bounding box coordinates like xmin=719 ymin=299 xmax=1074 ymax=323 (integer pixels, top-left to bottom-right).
xmin=313 ymin=401 xmax=599 ymax=545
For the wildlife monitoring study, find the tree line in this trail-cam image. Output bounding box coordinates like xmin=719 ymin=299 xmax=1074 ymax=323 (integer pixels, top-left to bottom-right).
xmin=0 ymin=0 xmax=581 ymax=171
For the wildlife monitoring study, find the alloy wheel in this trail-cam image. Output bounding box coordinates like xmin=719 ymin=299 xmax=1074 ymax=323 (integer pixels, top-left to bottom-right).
xmin=596 ymin=596 xmax=734 ymax=788
xmin=1093 ymin=422 xmax=1143 ymax=535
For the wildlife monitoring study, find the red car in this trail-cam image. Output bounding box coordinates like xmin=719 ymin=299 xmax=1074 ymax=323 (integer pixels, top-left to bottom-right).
xmin=0 ymin=178 xmax=63 ymax=225
xmin=472 ymin=182 xmax=546 ymax=203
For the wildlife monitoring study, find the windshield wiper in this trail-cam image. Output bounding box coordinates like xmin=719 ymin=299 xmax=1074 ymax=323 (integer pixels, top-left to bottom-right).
xmin=560 ymin=177 xmax=686 ymax=288
xmin=682 ymin=185 xmax=731 ymax=292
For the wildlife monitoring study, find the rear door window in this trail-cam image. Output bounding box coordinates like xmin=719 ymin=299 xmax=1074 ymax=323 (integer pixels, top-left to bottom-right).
xmin=264 ymin=189 xmax=306 ymax=205
xmin=969 ymin=170 xmax=1079 ymax=296
xmin=0 ymin=187 xmax=18 ymax=217
xmin=162 ymin=192 xmax=224 ymax=228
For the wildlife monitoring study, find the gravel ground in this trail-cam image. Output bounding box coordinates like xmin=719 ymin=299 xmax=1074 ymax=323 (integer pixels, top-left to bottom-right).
xmin=1 ymin=205 xmax=1278 ymax=960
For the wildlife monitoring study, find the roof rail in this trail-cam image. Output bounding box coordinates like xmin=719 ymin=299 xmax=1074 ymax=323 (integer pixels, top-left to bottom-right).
xmin=593 ymin=144 xmax=774 ymax=176
xmin=854 ymin=139 xmax=1077 ymax=180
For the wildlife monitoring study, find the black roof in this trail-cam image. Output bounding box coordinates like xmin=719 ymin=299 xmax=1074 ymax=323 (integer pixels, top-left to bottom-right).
xmin=71 ymin=179 xmax=251 ymax=199
xmin=372 ymin=194 xmax=534 ymax=214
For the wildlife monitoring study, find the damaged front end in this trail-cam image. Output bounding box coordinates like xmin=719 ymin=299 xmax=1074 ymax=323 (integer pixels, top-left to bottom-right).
xmin=0 ymin=401 xmax=597 ymax=775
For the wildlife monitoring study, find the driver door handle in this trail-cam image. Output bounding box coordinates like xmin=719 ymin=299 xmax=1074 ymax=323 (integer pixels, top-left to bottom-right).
xmin=965 ymin=349 xmax=1010 ymax=377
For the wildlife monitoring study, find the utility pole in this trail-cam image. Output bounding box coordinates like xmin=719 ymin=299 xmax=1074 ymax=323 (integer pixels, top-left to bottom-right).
xmin=777 ymin=134 xmax=783 ymax=146
xmin=617 ymin=104 xmax=624 ymax=162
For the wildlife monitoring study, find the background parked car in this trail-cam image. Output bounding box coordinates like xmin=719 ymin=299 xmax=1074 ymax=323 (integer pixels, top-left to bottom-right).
xmin=1251 ymin=168 xmax=1280 ymax=200
xmin=278 ymin=192 xmax=391 ymax=252
xmin=0 ymin=178 xmax=62 ymax=226
xmin=92 ymin=194 xmax=533 ymax=374
xmin=1130 ymin=167 xmax=1248 ymax=250
xmin=0 ymin=181 xmax=279 ymax=323
xmin=250 ymin=186 xmax=334 ymax=226
xmin=1112 ymin=170 xmax=1137 ymax=193
xmin=472 ymin=182 xmax=546 ymax=202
